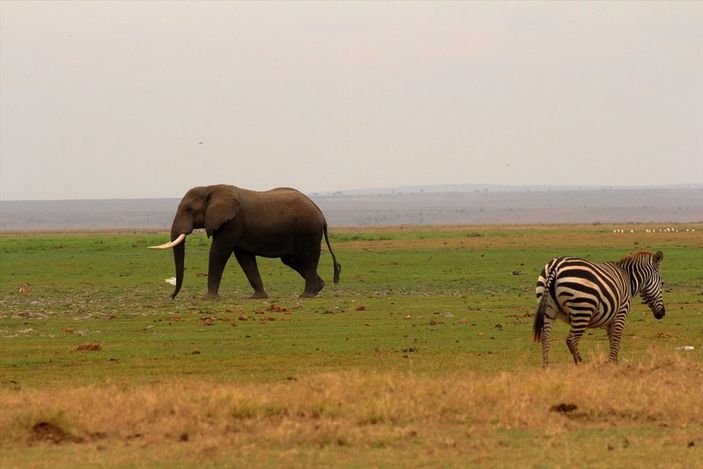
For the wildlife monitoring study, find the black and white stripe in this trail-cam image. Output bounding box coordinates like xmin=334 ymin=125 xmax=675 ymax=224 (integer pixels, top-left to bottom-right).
xmin=533 ymin=251 xmax=665 ymax=366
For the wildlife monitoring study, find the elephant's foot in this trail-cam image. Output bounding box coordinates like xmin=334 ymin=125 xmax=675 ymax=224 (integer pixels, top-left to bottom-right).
xmin=250 ymin=291 xmax=268 ymax=299
xmin=203 ymin=292 xmax=220 ymax=300
xmin=301 ymin=279 xmax=325 ymax=298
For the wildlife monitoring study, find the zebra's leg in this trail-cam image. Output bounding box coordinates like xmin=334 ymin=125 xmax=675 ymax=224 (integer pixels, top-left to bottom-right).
xmin=565 ymin=326 xmax=587 ymax=365
xmin=606 ymin=315 xmax=627 ymax=363
xmin=541 ymin=317 xmax=554 ymax=368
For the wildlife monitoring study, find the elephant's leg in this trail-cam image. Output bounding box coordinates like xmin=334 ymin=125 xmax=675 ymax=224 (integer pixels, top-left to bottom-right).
xmin=281 ymin=255 xmax=303 ymax=277
xmin=234 ymin=251 xmax=267 ymax=299
xmin=206 ymin=242 xmax=232 ymax=299
xmin=300 ymin=250 xmax=325 ymax=298
xmin=281 ymin=252 xmax=324 ymax=298
xmin=282 ymin=255 xmax=323 ymax=297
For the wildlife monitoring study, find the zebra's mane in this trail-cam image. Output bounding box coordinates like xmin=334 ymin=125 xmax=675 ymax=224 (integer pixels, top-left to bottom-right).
xmin=617 ymin=251 xmax=653 ymax=264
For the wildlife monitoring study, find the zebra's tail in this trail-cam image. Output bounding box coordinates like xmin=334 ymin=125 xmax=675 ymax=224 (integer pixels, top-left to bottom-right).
xmin=533 ymin=265 xmax=556 ymax=343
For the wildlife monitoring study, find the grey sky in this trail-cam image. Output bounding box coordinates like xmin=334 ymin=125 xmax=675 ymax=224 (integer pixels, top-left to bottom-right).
xmin=1 ymin=1 xmax=701 ymax=201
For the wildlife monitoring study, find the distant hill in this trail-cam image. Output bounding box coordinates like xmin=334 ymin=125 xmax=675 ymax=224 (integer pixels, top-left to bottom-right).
xmin=312 ymin=183 xmax=703 ymax=196
xmin=1 ymin=187 xmax=701 ymax=231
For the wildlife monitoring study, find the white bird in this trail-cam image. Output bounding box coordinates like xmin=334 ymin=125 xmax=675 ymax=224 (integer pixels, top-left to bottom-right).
xmin=165 ymin=277 xmax=177 ymax=286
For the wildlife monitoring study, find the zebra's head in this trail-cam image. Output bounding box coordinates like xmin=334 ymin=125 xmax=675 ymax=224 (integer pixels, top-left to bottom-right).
xmin=640 ymin=251 xmax=665 ymax=320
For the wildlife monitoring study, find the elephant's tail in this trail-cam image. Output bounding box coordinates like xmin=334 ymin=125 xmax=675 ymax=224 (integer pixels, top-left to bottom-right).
xmin=323 ymin=223 xmax=341 ymax=284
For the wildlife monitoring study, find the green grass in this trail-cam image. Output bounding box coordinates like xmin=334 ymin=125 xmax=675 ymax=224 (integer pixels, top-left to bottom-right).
xmin=1 ymin=226 xmax=702 ymax=387
xmin=1 ymin=225 xmax=702 ymax=466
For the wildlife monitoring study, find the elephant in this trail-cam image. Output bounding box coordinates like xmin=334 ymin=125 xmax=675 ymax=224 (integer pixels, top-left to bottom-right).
xmin=149 ymin=184 xmax=341 ymax=299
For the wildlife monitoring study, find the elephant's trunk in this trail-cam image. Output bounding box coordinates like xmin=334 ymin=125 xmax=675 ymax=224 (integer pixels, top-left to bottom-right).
xmin=171 ymin=231 xmax=186 ymax=299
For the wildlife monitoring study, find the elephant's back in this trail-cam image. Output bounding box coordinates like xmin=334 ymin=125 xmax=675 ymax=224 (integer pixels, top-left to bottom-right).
xmin=265 ymin=187 xmax=310 ymax=199
xmin=241 ymin=186 xmax=305 ymax=199
xmin=240 ymin=187 xmax=326 ymax=227
xmin=246 ymin=187 xmax=315 ymax=207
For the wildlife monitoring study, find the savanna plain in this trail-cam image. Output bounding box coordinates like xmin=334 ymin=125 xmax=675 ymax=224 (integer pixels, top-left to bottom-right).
xmin=1 ymin=224 xmax=702 ymax=468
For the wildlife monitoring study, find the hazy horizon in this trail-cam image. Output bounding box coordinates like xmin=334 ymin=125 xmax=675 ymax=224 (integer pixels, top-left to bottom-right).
xmin=1 ymin=182 xmax=702 ymax=203
xmin=2 ymin=187 xmax=701 ymax=229
xmin=2 ymin=1 xmax=701 ymax=201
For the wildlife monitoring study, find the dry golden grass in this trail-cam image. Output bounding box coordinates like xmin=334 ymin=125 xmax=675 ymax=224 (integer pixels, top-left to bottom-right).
xmin=2 ymin=349 xmax=701 ymax=467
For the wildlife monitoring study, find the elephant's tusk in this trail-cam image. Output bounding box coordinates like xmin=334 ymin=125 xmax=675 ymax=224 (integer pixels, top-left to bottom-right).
xmin=148 ymin=233 xmax=186 ymax=249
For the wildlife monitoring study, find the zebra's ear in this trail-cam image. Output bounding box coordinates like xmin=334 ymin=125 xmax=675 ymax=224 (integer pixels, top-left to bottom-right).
xmin=653 ymin=251 xmax=663 ymax=267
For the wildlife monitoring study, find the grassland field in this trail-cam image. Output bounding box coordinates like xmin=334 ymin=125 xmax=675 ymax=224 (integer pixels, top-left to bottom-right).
xmin=0 ymin=224 xmax=702 ymax=467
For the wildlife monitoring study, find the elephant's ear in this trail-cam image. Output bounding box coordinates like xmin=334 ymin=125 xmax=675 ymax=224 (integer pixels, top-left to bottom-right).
xmin=205 ymin=185 xmax=240 ymax=237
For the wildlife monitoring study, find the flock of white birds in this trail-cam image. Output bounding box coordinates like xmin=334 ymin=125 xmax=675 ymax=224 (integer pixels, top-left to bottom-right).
xmin=611 ymin=227 xmax=696 ymax=234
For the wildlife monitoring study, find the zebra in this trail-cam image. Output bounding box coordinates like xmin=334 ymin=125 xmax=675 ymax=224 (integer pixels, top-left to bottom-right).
xmin=532 ymin=251 xmax=665 ymax=366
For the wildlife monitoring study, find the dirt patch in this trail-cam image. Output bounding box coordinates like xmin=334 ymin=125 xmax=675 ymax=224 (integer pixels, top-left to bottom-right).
xmin=257 ymin=304 xmax=290 ymax=313
xmin=201 ymin=316 xmax=216 ymax=326
xmin=550 ymin=403 xmax=578 ymax=414
xmin=28 ymin=421 xmax=81 ymax=444
xmin=76 ymin=343 xmax=102 ymax=352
